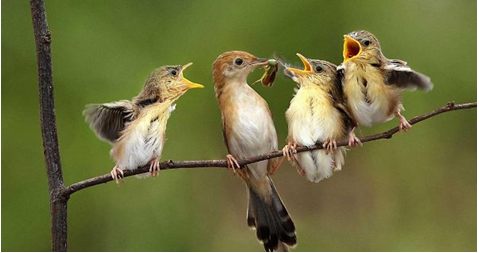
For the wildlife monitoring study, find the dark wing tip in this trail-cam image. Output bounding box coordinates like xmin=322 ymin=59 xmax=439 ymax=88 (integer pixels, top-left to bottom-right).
xmin=385 ymin=61 xmax=434 ymax=92
xmin=83 ymin=101 xmax=135 ymax=143
xmin=415 ymin=72 xmax=434 ymax=91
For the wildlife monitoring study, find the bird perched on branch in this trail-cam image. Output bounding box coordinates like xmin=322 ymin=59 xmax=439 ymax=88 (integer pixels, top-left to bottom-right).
xmin=339 ymin=30 xmax=433 ymax=144
xmin=213 ymin=51 xmax=296 ymax=251
xmin=84 ymin=64 xmax=203 ymax=183
xmin=282 ymin=53 xmax=354 ymax=183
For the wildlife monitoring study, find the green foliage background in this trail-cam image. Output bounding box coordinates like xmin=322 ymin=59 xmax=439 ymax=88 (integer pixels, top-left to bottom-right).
xmin=2 ymin=0 xmax=477 ymax=251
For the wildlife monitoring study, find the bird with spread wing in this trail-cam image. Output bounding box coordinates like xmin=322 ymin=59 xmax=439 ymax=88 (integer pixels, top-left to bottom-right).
xmin=84 ymin=64 xmax=203 ymax=183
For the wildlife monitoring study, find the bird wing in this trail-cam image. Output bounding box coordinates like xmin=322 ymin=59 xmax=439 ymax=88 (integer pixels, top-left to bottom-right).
xmin=332 ymin=72 xmax=356 ymax=129
xmin=221 ymin=116 xmax=232 ymax=154
xmin=83 ymin=100 xmax=138 ymax=144
xmin=383 ymin=59 xmax=433 ymax=91
xmin=263 ymin=106 xmax=281 ymax=174
xmin=336 ymin=63 xmax=345 ymax=81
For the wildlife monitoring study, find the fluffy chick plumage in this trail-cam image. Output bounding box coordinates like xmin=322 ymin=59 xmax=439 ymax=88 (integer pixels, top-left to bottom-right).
xmin=284 ymin=54 xmax=353 ymax=182
xmin=84 ymin=64 xmax=202 ymax=181
xmin=339 ymin=30 xmax=433 ymax=131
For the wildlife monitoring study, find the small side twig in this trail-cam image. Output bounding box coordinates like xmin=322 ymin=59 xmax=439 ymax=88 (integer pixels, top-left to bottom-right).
xmin=62 ymin=101 xmax=476 ymax=197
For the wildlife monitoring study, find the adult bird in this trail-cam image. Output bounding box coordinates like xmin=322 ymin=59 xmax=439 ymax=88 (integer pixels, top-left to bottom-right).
xmin=339 ymin=30 xmax=433 ymax=145
xmin=213 ymin=51 xmax=296 ymax=251
xmin=282 ymin=53 xmax=354 ymax=183
xmin=84 ymin=64 xmax=203 ymax=183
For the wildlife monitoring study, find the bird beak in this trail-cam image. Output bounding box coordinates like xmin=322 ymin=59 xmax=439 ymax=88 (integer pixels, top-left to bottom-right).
xmin=343 ymin=35 xmax=362 ymax=62
xmin=249 ymin=58 xmax=269 ymax=66
xmin=286 ymin=53 xmax=312 ymax=75
xmin=181 ymin=63 xmax=204 ymax=89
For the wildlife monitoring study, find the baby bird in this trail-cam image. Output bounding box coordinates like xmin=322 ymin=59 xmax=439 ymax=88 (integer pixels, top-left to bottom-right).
xmin=84 ymin=64 xmax=203 ymax=183
xmin=213 ymin=51 xmax=296 ymax=252
xmin=283 ymin=53 xmax=354 ymax=183
xmin=339 ymin=30 xmax=433 ymax=144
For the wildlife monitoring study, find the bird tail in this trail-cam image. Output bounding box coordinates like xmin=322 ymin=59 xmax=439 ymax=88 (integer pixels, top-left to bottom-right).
xmin=247 ymin=177 xmax=296 ymax=252
xmin=295 ymin=148 xmax=346 ymax=183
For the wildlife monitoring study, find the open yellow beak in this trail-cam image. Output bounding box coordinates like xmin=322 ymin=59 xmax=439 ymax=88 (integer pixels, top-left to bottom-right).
xmin=286 ymin=53 xmax=312 ymax=75
xmin=181 ymin=63 xmax=204 ymax=89
xmin=343 ymin=35 xmax=362 ymax=62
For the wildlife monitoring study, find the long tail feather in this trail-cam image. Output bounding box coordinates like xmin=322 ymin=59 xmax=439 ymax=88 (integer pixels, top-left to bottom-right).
xmin=247 ymin=177 xmax=296 ymax=252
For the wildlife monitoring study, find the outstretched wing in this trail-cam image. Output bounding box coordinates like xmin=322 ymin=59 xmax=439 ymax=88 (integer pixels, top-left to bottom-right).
xmin=384 ymin=59 xmax=433 ymax=91
xmin=83 ymin=100 xmax=138 ymax=143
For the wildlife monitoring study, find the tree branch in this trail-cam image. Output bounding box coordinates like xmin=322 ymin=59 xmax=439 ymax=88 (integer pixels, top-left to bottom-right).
xmin=30 ymin=0 xmax=68 ymax=251
xmin=63 ymin=101 xmax=476 ymax=197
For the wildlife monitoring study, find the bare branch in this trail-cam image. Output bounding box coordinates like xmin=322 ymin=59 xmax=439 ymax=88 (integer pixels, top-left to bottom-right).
xmin=62 ymin=101 xmax=476 ymax=197
xmin=30 ymin=0 xmax=68 ymax=251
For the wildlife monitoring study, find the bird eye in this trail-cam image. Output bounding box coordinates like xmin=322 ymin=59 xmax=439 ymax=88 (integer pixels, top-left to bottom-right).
xmin=234 ymin=58 xmax=244 ymax=66
xmin=169 ymin=69 xmax=178 ymax=76
xmin=363 ymin=40 xmax=371 ymax=46
xmin=315 ymin=65 xmax=323 ymax=72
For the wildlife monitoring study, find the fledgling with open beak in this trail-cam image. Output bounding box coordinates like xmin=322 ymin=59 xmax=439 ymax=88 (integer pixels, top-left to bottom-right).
xmin=339 ymin=30 xmax=433 ymax=145
xmin=282 ymin=53 xmax=354 ymax=183
xmin=84 ymin=64 xmax=203 ymax=183
xmin=213 ymin=51 xmax=296 ymax=251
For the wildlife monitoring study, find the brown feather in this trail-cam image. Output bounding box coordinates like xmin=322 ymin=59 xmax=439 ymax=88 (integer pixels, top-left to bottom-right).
xmin=213 ymin=51 xmax=296 ymax=251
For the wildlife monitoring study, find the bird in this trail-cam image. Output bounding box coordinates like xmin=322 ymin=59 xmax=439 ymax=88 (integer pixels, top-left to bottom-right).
xmin=84 ymin=64 xmax=203 ymax=183
xmin=213 ymin=51 xmax=296 ymax=251
xmin=339 ymin=30 xmax=433 ymax=145
xmin=281 ymin=53 xmax=354 ymax=183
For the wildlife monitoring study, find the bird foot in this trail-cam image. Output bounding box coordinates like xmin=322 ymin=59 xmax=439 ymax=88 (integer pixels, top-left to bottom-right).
xmin=282 ymin=142 xmax=298 ymax=161
xmin=110 ymin=165 xmax=124 ymax=184
xmin=292 ymin=154 xmax=306 ymax=177
xmin=331 ymin=159 xmax=340 ymax=172
xmin=268 ymin=157 xmax=285 ymax=175
xmin=226 ymin=154 xmax=248 ymax=180
xmin=296 ymin=164 xmax=306 ymax=176
xmin=322 ymin=139 xmax=337 ymax=154
xmin=282 ymin=142 xmax=305 ymax=176
xmin=149 ymin=158 xmax=161 ymax=177
xmin=268 ymin=156 xmax=284 ymax=175
xmin=398 ymin=114 xmax=412 ymax=132
xmin=348 ymin=130 xmax=363 ymax=147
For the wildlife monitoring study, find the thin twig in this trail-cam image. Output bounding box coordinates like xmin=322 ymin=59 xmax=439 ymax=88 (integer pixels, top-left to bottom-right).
xmin=30 ymin=0 xmax=68 ymax=251
xmin=62 ymin=101 xmax=476 ymax=197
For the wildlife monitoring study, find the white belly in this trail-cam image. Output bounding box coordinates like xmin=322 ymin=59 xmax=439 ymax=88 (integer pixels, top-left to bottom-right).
xmin=227 ymin=92 xmax=277 ymax=180
xmin=344 ymin=65 xmax=395 ymax=126
xmin=286 ymin=90 xmax=342 ymax=145
xmin=113 ymin=107 xmax=172 ymax=170
xmin=285 ymin=89 xmax=345 ymax=183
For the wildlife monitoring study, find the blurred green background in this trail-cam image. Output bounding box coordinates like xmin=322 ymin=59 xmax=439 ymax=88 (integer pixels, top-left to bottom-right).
xmin=2 ymin=0 xmax=477 ymax=251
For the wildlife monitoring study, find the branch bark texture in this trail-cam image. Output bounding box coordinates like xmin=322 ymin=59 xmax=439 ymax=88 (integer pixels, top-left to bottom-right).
xmin=63 ymin=101 xmax=476 ymax=197
xmin=30 ymin=0 xmax=68 ymax=251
